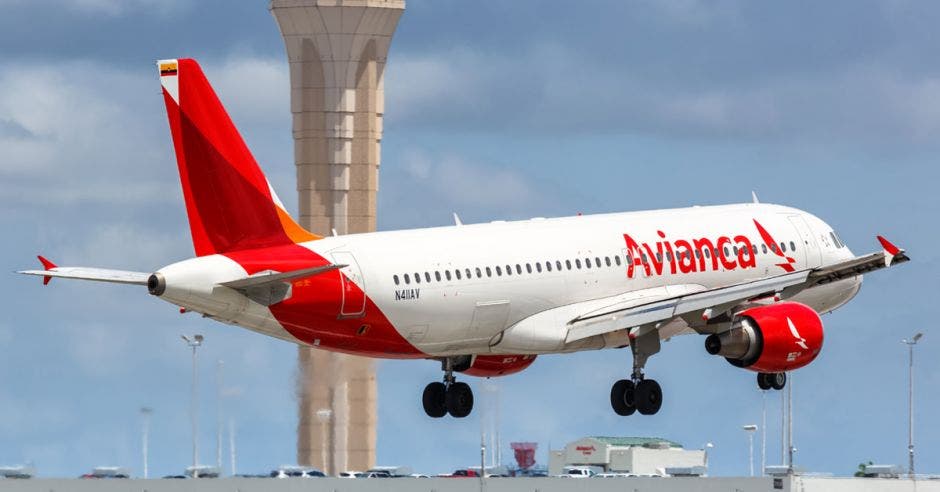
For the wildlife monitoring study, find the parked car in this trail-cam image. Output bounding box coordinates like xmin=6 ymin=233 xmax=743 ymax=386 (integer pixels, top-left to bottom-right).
xmin=445 ymin=469 xmax=480 ymax=478
xmin=339 ymin=471 xmax=366 ymax=478
xmin=81 ymin=467 xmax=130 ymax=479
xmin=557 ymin=466 xmax=601 ymax=478
xmin=270 ymin=466 xmax=326 ymax=478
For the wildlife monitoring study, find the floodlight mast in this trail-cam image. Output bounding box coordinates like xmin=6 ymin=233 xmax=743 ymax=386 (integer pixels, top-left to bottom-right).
xmin=902 ymin=332 xmax=923 ymax=479
xmin=742 ymin=424 xmax=758 ymax=476
xmin=182 ymin=334 xmax=204 ymax=477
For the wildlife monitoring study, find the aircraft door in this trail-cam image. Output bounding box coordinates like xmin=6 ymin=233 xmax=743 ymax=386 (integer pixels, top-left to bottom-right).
xmin=787 ymin=215 xmax=822 ymax=268
xmin=330 ymin=251 xmax=366 ymax=318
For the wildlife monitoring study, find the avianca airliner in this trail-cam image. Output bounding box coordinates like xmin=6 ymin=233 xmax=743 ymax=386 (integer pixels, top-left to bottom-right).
xmin=20 ymin=59 xmax=909 ymax=418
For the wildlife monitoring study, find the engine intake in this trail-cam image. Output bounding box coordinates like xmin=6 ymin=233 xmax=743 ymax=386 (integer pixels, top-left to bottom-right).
xmin=705 ymin=302 xmax=824 ymax=373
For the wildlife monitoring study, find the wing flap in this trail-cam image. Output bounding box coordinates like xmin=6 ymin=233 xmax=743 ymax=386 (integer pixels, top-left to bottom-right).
xmin=566 ymin=271 xmax=809 ymax=343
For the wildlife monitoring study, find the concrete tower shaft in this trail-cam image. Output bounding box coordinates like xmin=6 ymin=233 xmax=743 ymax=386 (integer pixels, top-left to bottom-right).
xmin=270 ymin=0 xmax=404 ymax=475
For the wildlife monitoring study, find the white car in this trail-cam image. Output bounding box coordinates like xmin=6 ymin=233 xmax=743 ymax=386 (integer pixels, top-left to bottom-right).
xmin=339 ymin=471 xmax=365 ymax=478
xmin=557 ymin=466 xmax=600 ymax=478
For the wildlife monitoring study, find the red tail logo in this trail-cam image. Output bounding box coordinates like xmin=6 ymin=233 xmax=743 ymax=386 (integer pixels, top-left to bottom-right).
xmin=159 ymin=59 xmax=318 ymax=257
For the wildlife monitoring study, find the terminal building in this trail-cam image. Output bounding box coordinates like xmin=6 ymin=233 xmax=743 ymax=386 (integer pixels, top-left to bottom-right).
xmin=548 ymin=437 xmax=706 ymax=476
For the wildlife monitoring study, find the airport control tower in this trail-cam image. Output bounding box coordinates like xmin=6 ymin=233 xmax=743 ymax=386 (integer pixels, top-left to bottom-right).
xmin=270 ymin=0 xmax=405 ymax=475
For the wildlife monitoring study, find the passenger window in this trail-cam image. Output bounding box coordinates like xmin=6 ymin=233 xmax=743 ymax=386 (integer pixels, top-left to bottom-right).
xmin=475 ymin=267 xmax=482 ymax=278
xmin=585 ymin=257 xmax=592 ymax=269
xmin=576 ymin=259 xmax=582 ymax=269
xmin=485 ymin=267 xmax=492 ymax=277
xmin=703 ymin=248 xmax=710 ymax=259
xmin=445 ymin=270 xmax=452 ymax=281
xmin=516 ymin=264 xmax=523 ymax=274
xmin=435 ymin=271 xmax=441 ymax=282
xmin=546 ymin=261 xmax=552 ymax=272
xmin=414 ymin=273 xmax=421 ymax=284
xmin=780 ymin=242 xmax=786 ymax=253
xmin=566 ymin=259 xmax=572 ymax=270
xmin=456 ymin=269 xmax=462 ymax=280
xmin=393 ymin=275 xmax=400 ymax=285
xmin=425 ymin=272 xmax=431 ymax=283
xmin=641 ymin=253 xmax=648 ymax=264
xmin=556 ymin=260 xmax=563 ymax=270
xmin=506 ymin=265 xmax=512 ymax=276
xmin=594 ymin=257 xmax=601 ymax=267
xmin=751 ymin=245 xmax=758 ymax=256
xmin=536 ymin=263 xmax=542 ymax=273
xmin=790 ymin=241 xmax=796 ymax=251
xmin=404 ymin=274 xmax=411 ymax=285
xmin=615 ymin=255 xmax=622 ymax=266
xmin=526 ymin=263 xmax=533 ymax=273
xmin=496 ymin=266 xmax=502 ymax=276
xmin=465 ymin=268 xmax=472 ymax=278
xmin=733 ymin=246 xmax=739 ymax=256
xmin=694 ymin=250 xmax=701 ymax=259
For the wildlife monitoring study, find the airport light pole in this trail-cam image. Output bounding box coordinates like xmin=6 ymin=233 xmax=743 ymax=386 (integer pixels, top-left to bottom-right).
xmin=703 ymin=442 xmax=714 ymax=475
xmin=216 ymin=360 xmax=223 ymax=474
xmin=743 ymin=425 xmax=757 ymax=477
xmin=140 ymin=407 xmax=153 ymax=479
xmin=182 ymin=334 xmax=204 ymax=476
xmin=761 ymin=390 xmax=767 ymax=476
xmin=902 ymin=332 xmax=923 ymax=479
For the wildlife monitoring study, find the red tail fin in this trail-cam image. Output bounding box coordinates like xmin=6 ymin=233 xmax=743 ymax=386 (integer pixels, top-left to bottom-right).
xmin=158 ymin=58 xmax=318 ymax=257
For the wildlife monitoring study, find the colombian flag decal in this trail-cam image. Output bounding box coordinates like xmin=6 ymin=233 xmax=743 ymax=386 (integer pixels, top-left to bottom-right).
xmin=160 ymin=61 xmax=178 ymax=76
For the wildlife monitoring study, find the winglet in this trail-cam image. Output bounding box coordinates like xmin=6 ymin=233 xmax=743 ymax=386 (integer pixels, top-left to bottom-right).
xmin=877 ymin=235 xmax=903 ymax=267
xmin=751 ymin=191 xmax=760 ymax=204
xmin=877 ymin=235 xmax=901 ymax=256
xmin=453 ymin=212 xmax=463 ymax=226
xmin=37 ymin=255 xmax=57 ymax=285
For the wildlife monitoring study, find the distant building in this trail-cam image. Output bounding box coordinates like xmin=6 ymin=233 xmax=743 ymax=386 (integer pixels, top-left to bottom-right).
xmin=549 ymin=436 xmax=706 ymax=476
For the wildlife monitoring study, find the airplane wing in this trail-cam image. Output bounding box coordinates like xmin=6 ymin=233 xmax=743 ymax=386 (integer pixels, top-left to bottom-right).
xmin=565 ymin=236 xmax=909 ymax=343
xmin=17 ymin=256 xmax=149 ymax=286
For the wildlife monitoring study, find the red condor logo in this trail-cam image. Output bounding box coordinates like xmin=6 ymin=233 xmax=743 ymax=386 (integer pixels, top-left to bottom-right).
xmin=622 ymin=219 xmax=796 ymax=279
xmin=575 ymin=445 xmax=596 ymax=455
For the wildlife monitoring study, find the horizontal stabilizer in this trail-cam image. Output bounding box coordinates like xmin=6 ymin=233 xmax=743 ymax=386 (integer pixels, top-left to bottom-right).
xmin=220 ymin=264 xmax=345 ymax=289
xmin=220 ymin=264 xmax=345 ymax=306
xmin=18 ymin=256 xmax=149 ymax=286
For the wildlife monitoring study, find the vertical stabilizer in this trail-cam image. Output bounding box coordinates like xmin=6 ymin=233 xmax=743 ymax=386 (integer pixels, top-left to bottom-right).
xmin=158 ymin=58 xmax=319 ymax=257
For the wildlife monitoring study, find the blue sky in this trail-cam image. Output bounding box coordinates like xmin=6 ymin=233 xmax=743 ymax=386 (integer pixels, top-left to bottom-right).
xmin=0 ymin=0 xmax=937 ymax=478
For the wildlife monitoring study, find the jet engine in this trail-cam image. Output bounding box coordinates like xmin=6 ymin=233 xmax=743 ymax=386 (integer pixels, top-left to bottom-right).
xmin=704 ymin=302 xmax=824 ymax=373
xmin=460 ymin=354 xmax=537 ymax=377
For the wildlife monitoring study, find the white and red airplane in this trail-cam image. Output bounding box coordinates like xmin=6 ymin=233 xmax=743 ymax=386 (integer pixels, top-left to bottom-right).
xmin=20 ymin=59 xmax=909 ymax=418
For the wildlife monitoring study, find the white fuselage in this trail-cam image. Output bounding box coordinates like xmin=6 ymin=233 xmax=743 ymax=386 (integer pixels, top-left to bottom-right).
xmin=160 ymin=203 xmax=861 ymax=358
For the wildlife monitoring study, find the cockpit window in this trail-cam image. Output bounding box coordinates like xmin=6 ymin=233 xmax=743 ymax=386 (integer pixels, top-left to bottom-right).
xmin=830 ymin=231 xmax=845 ymax=248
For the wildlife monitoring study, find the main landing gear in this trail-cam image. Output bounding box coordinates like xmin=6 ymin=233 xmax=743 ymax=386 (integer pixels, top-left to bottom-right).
xmin=611 ymin=327 xmax=663 ymax=416
xmin=757 ymin=372 xmax=787 ymax=391
xmin=423 ymin=357 xmax=474 ymax=418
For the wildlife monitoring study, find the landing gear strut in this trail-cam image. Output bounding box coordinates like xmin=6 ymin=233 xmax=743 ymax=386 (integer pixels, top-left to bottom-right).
xmin=423 ymin=357 xmax=474 ymax=418
xmin=757 ymin=372 xmax=786 ymax=391
xmin=611 ymin=327 xmax=663 ymax=416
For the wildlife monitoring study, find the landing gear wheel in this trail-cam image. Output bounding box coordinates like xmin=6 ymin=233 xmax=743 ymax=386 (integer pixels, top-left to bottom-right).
xmin=445 ymin=382 xmax=474 ymax=418
xmin=422 ymin=382 xmax=447 ymax=418
xmin=770 ymin=372 xmax=786 ymax=390
xmin=610 ymin=379 xmax=636 ymax=416
xmin=757 ymin=373 xmax=773 ymax=390
xmin=635 ymin=379 xmax=663 ymax=415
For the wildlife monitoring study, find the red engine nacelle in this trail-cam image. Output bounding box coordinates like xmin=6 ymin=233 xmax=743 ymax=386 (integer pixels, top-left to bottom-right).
xmin=704 ymin=302 xmax=824 ymax=373
xmin=460 ymin=354 xmax=537 ymax=377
